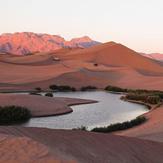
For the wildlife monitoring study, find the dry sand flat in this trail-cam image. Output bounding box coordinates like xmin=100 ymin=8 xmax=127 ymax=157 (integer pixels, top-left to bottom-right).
xmin=0 ymin=94 xmax=96 ymax=117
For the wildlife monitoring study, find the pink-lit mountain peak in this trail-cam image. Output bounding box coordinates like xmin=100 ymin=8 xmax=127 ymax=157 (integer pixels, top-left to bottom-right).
xmin=0 ymin=32 xmax=100 ymax=55
xmin=70 ymin=36 xmax=93 ymax=42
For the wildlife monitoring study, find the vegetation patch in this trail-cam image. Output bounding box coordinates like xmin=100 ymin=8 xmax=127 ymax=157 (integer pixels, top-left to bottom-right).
xmin=125 ymin=93 xmax=161 ymax=105
xmin=105 ymin=85 xmax=163 ymax=104
xmin=105 ymin=85 xmax=127 ymax=92
xmin=35 ymin=87 xmax=42 ymax=92
xmin=45 ymin=92 xmax=53 ymax=97
xmin=0 ymin=106 xmax=31 ymax=125
xmin=105 ymin=85 xmax=163 ymax=97
xmin=91 ymin=116 xmax=146 ymax=133
xmin=49 ymin=85 xmax=76 ymax=92
xmin=80 ymin=86 xmax=97 ymax=91
xmin=73 ymin=126 xmax=88 ymax=131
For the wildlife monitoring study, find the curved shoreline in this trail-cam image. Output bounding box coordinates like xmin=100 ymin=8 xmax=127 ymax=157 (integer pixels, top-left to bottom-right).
xmin=33 ymin=100 xmax=98 ymax=118
xmin=0 ymin=93 xmax=98 ymax=118
xmin=89 ymin=93 xmax=163 ymax=134
xmin=122 ymin=97 xmax=163 ymax=117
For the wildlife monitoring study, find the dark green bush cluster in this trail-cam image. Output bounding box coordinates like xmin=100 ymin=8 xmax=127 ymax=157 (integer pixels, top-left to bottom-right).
xmin=45 ymin=92 xmax=53 ymax=97
xmin=128 ymin=89 xmax=163 ymax=97
xmin=105 ymin=85 xmax=127 ymax=92
xmin=105 ymin=85 xmax=163 ymax=98
xmin=80 ymin=86 xmax=97 ymax=91
xmin=0 ymin=106 xmax=31 ymax=125
xmin=145 ymin=95 xmax=161 ymax=104
xmin=91 ymin=116 xmax=146 ymax=133
xmin=35 ymin=87 xmax=42 ymax=92
xmin=126 ymin=94 xmax=161 ymax=104
xmin=73 ymin=126 xmax=88 ymax=131
xmin=49 ymin=85 xmax=76 ymax=92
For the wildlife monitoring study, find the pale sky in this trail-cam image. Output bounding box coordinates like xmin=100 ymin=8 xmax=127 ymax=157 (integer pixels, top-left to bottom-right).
xmin=0 ymin=0 xmax=163 ymax=53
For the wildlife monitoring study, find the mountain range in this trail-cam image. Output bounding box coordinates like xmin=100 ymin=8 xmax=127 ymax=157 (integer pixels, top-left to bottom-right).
xmin=141 ymin=53 xmax=163 ymax=61
xmin=0 ymin=32 xmax=100 ymax=55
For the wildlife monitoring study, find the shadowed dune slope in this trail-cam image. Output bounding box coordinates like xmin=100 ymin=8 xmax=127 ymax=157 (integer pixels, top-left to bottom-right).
xmin=0 ymin=127 xmax=163 ymax=163
xmin=62 ymin=42 xmax=163 ymax=72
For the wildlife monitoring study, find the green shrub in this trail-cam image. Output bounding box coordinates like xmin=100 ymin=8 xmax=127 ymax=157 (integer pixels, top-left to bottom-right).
xmin=105 ymin=85 xmax=127 ymax=92
xmin=80 ymin=86 xmax=97 ymax=91
xmin=91 ymin=116 xmax=146 ymax=133
xmin=35 ymin=87 xmax=42 ymax=92
xmin=145 ymin=95 xmax=161 ymax=104
xmin=73 ymin=126 xmax=88 ymax=131
xmin=49 ymin=85 xmax=76 ymax=92
xmin=45 ymin=92 xmax=53 ymax=97
xmin=49 ymin=85 xmax=58 ymax=90
xmin=126 ymin=93 xmax=161 ymax=104
xmin=0 ymin=106 xmax=31 ymax=125
xmin=105 ymin=85 xmax=163 ymax=99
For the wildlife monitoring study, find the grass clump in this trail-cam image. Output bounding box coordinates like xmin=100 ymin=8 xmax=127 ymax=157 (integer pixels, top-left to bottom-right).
xmin=0 ymin=106 xmax=31 ymax=125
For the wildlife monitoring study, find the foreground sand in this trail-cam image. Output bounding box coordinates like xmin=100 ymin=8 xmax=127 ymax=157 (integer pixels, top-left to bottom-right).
xmin=0 ymin=94 xmax=162 ymax=162
xmin=0 ymin=127 xmax=163 ymax=163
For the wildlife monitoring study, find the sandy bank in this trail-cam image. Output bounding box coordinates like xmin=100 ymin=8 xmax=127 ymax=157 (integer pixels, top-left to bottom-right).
xmin=117 ymin=101 xmax=163 ymax=142
xmin=0 ymin=94 xmax=97 ymax=117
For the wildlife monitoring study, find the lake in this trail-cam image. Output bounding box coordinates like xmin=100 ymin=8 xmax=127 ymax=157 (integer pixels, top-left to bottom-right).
xmin=22 ymin=91 xmax=148 ymax=130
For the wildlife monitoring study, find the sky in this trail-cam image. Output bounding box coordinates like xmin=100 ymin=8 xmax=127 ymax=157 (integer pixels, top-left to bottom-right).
xmin=0 ymin=0 xmax=163 ymax=53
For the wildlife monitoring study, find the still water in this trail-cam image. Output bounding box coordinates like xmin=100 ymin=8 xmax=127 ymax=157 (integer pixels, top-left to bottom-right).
xmin=22 ymin=91 xmax=148 ymax=129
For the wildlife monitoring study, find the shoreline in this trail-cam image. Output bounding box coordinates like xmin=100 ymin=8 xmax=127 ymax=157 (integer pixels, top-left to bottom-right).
xmin=122 ymin=97 xmax=163 ymax=117
xmin=0 ymin=93 xmax=98 ymax=118
xmin=89 ymin=93 xmax=163 ymax=133
xmin=0 ymin=90 xmax=162 ymax=133
xmin=32 ymin=100 xmax=98 ymax=118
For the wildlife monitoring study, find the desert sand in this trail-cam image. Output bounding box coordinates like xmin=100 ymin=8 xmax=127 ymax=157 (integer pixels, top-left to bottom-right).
xmin=0 ymin=127 xmax=163 ymax=163
xmin=0 ymin=42 xmax=163 ymax=162
xmin=0 ymin=42 xmax=163 ymax=91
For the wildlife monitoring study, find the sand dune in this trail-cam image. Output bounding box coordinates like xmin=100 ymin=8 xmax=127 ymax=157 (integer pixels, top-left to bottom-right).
xmin=0 ymin=42 xmax=163 ymax=162
xmin=0 ymin=42 xmax=163 ymax=91
xmin=0 ymin=127 xmax=163 ymax=163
